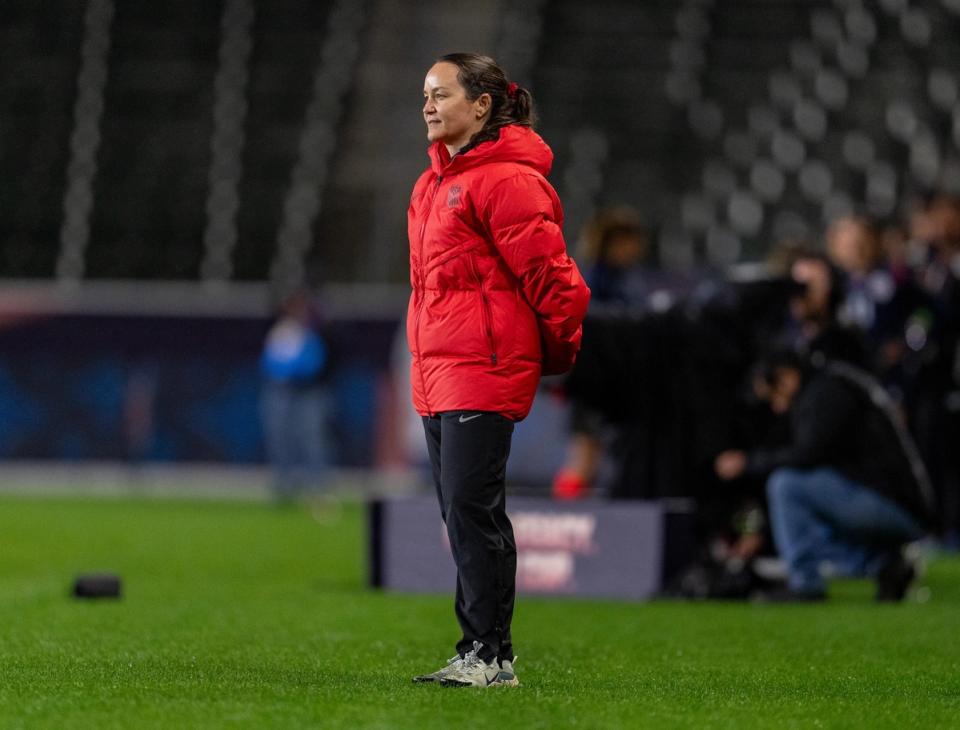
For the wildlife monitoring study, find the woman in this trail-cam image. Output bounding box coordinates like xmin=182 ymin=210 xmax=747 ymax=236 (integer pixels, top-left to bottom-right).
xmin=408 ymin=53 xmax=590 ymax=687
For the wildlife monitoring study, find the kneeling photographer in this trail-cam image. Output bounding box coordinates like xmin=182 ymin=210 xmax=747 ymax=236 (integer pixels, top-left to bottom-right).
xmin=714 ymin=351 xmax=935 ymax=602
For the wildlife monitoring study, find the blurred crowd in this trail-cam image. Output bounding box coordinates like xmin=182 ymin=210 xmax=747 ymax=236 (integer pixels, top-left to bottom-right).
xmin=552 ymin=195 xmax=960 ymax=598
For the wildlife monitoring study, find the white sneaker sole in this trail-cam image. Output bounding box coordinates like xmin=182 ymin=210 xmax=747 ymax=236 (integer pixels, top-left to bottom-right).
xmin=439 ymin=674 xmax=520 ymax=688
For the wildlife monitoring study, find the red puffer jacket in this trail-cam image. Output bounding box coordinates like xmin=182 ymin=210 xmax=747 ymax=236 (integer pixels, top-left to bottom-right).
xmin=407 ymin=124 xmax=590 ymax=420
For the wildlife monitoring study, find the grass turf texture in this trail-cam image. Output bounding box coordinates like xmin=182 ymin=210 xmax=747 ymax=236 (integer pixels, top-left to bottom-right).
xmin=0 ymin=495 xmax=958 ymax=729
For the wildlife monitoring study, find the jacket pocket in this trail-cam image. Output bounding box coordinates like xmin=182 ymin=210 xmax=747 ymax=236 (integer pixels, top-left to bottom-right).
xmin=424 ymin=241 xmax=474 ymax=275
xmin=470 ymin=255 xmax=498 ymax=365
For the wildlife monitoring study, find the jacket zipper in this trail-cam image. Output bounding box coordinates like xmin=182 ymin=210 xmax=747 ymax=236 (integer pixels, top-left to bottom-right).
xmin=414 ymin=175 xmax=443 ymax=413
xmin=470 ymin=255 xmax=498 ymax=365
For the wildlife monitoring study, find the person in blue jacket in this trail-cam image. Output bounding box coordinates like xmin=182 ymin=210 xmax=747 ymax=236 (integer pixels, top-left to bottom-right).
xmin=260 ymin=290 xmax=329 ymax=499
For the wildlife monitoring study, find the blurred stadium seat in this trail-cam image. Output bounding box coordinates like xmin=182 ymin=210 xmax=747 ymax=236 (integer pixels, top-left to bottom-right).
xmin=4 ymin=0 xmax=960 ymax=281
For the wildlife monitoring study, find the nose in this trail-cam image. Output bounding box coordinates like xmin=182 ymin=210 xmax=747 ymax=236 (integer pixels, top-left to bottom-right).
xmin=423 ymin=96 xmax=435 ymax=115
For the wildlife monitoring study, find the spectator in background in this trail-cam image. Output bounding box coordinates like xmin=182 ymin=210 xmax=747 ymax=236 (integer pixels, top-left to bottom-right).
xmin=910 ymin=195 xmax=960 ymax=310
xmin=553 ymin=208 xmax=653 ymax=500
xmin=552 ymin=207 xmax=690 ymax=500
xmin=905 ymin=195 xmax=960 ymax=547
xmin=578 ymin=207 xmax=657 ymax=306
xmin=715 ymin=351 xmax=934 ymax=602
xmin=879 ymin=222 xmax=915 ymax=288
xmin=826 ymin=214 xmax=926 ymax=390
xmin=829 ymin=215 xmax=900 ymax=343
xmin=772 ymin=251 xmax=869 ymax=369
xmin=260 ymin=290 xmax=329 ymax=501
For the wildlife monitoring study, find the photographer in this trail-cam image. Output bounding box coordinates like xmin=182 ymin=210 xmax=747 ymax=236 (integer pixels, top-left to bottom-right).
xmin=769 ymin=251 xmax=869 ymax=370
xmin=715 ymin=351 xmax=934 ymax=602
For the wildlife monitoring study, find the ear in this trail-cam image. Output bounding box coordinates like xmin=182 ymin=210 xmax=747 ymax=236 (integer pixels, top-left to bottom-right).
xmin=474 ymin=92 xmax=492 ymax=120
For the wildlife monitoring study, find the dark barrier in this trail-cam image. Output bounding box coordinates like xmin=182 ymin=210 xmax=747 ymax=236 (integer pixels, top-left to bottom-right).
xmin=367 ymin=495 xmax=695 ymax=601
xmin=563 ymin=279 xmax=797 ymax=501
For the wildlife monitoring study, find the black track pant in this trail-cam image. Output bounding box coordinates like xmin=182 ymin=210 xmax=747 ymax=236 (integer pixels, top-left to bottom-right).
xmin=422 ymin=410 xmax=516 ymax=663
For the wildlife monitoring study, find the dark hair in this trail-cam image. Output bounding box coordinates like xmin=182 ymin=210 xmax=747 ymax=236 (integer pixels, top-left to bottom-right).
xmin=436 ymin=52 xmax=536 ymax=148
xmin=754 ymin=349 xmax=810 ymax=387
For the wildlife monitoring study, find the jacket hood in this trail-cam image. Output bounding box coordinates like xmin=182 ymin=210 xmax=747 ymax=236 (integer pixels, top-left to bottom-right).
xmin=428 ymin=125 xmax=554 ymax=177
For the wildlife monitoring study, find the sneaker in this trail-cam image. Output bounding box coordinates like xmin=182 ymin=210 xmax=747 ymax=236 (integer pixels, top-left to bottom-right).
xmin=494 ymin=656 xmax=520 ymax=687
xmin=875 ymin=552 xmax=916 ymax=602
xmin=440 ymin=642 xmax=518 ymax=688
xmin=412 ymin=654 xmax=464 ymax=683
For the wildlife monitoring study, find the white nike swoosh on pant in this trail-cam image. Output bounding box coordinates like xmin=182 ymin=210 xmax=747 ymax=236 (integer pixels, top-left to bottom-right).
xmin=458 ymin=414 xmax=482 ymax=423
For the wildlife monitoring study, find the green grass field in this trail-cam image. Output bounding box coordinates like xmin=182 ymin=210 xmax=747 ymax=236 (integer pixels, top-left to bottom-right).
xmin=1 ymin=493 xmax=958 ymax=729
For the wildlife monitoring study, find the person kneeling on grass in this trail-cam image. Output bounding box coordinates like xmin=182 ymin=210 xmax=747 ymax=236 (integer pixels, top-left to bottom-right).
xmin=714 ymin=351 xmax=935 ymax=602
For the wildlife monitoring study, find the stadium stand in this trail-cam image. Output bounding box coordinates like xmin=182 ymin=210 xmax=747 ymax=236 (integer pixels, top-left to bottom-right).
xmin=0 ymin=0 xmax=86 ymax=277
xmin=536 ymin=0 xmax=960 ymax=266
xmin=1 ymin=0 xmax=960 ymax=282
